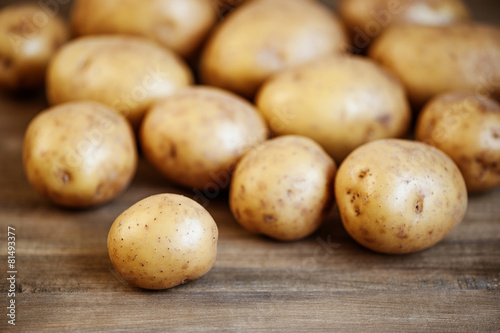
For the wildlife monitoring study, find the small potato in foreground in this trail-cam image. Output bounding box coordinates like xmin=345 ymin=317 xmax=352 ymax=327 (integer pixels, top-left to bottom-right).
xmin=47 ymin=36 xmax=193 ymax=128
xmin=140 ymin=86 xmax=268 ymax=190
xmin=0 ymin=4 xmax=68 ymax=91
xmin=23 ymin=101 xmax=137 ymax=208
xmin=335 ymin=139 xmax=467 ymax=254
xmin=230 ymin=135 xmax=336 ymax=241
xmin=107 ymin=193 xmax=218 ymax=290
xmin=415 ymin=92 xmax=500 ymax=193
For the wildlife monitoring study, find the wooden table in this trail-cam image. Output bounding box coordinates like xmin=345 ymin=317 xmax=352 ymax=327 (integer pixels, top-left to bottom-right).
xmin=1 ymin=1 xmax=499 ymax=332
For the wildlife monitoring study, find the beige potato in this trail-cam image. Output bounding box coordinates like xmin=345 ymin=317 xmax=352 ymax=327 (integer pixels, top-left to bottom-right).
xmin=229 ymin=135 xmax=336 ymax=241
xmin=46 ymin=35 xmax=193 ymax=128
xmin=339 ymin=0 xmax=469 ymax=50
xmin=0 ymin=3 xmax=68 ymax=91
xmin=70 ymin=0 xmax=217 ymax=58
xmin=335 ymin=139 xmax=467 ymax=254
xmin=107 ymin=193 xmax=218 ymax=290
xmin=415 ymin=92 xmax=500 ymax=193
xmin=200 ymin=0 xmax=348 ymax=99
xmin=369 ymin=23 xmax=500 ymax=107
xmin=140 ymin=86 xmax=268 ymax=190
xmin=23 ymin=101 xmax=137 ymax=208
xmin=256 ymin=55 xmax=411 ymax=162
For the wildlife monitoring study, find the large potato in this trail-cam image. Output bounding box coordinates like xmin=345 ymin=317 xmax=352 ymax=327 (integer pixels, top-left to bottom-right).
xmin=369 ymin=23 xmax=500 ymax=107
xmin=108 ymin=193 xmax=218 ymax=290
xmin=335 ymin=139 xmax=467 ymax=254
xmin=229 ymin=135 xmax=336 ymax=241
xmin=140 ymin=86 xmax=268 ymax=191
xmin=339 ymin=0 xmax=469 ymax=50
xmin=46 ymin=35 xmax=193 ymax=128
xmin=0 ymin=3 xmax=68 ymax=91
xmin=415 ymin=92 xmax=500 ymax=193
xmin=23 ymin=101 xmax=137 ymax=208
xmin=70 ymin=0 xmax=217 ymax=58
xmin=200 ymin=0 xmax=348 ymax=99
xmin=256 ymin=55 xmax=411 ymax=162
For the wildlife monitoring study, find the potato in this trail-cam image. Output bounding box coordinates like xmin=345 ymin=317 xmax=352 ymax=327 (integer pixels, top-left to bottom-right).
xmin=369 ymin=23 xmax=500 ymax=107
xmin=339 ymin=0 xmax=469 ymax=50
xmin=23 ymin=101 xmax=137 ymax=208
xmin=70 ymin=0 xmax=217 ymax=58
xmin=200 ymin=0 xmax=348 ymax=99
xmin=46 ymin=35 xmax=193 ymax=129
xmin=140 ymin=86 xmax=268 ymax=190
xmin=0 ymin=3 xmax=68 ymax=91
xmin=415 ymin=92 xmax=500 ymax=193
xmin=335 ymin=139 xmax=467 ymax=254
xmin=256 ymin=55 xmax=411 ymax=162
xmin=107 ymin=193 xmax=218 ymax=290
xmin=229 ymin=135 xmax=336 ymax=241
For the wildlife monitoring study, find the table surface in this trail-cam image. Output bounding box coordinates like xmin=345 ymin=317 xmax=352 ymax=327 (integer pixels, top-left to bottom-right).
xmin=1 ymin=1 xmax=500 ymax=332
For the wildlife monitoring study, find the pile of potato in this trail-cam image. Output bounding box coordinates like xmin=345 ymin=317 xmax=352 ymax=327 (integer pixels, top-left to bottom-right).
xmin=2 ymin=0 xmax=499 ymax=289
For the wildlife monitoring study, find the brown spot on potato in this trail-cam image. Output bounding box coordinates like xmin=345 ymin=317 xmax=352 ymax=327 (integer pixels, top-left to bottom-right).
xmin=415 ymin=196 xmax=424 ymax=214
xmin=397 ymin=231 xmax=408 ymax=239
xmin=56 ymin=169 xmax=71 ymax=184
xmin=358 ymin=169 xmax=370 ymax=179
xmin=169 ymin=143 xmax=177 ymax=158
xmin=377 ymin=114 xmax=392 ymax=126
xmin=0 ymin=55 xmax=12 ymax=70
xmin=354 ymin=205 xmax=361 ymax=216
xmin=243 ymin=208 xmax=254 ymax=218
xmin=263 ymin=214 xmax=276 ymax=223
xmin=7 ymin=21 xmax=26 ymax=35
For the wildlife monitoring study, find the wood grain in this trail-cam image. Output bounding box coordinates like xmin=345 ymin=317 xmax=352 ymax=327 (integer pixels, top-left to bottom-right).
xmin=1 ymin=1 xmax=500 ymax=332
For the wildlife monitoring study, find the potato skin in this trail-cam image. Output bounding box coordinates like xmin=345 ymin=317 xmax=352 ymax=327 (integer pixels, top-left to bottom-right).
xmin=339 ymin=0 xmax=469 ymax=49
xmin=256 ymin=55 xmax=411 ymax=162
xmin=415 ymin=92 xmax=500 ymax=193
xmin=107 ymin=193 xmax=218 ymax=290
xmin=46 ymin=35 xmax=193 ymax=128
xmin=23 ymin=101 xmax=137 ymax=208
xmin=200 ymin=0 xmax=348 ymax=99
xmin=70 ymin=0 xmax=217 ymax=58
xmin=140 ymin=86 xmax=268 ymax=190
xmin=229 ymin=135 xmax=336 ymax=241
xmin=369 ymin=23 xmax=500 ymax=107
xmin=0 ymin=4 xmax=68 ymax=91
xmin=335 ymin=139 xmax=467 ymax=254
